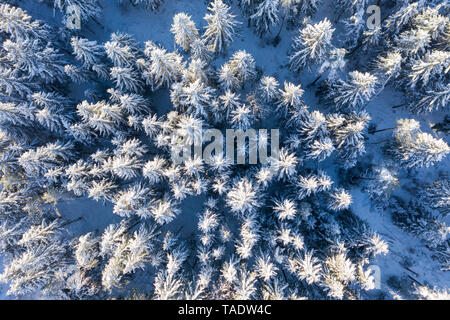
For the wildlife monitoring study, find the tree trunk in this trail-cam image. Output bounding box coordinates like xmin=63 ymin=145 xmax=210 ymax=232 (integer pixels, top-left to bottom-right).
xmin=60 ymin=217 xmax=83 ymax=227
xmin=273 ymin=14 xmax=286 ymax=46
xmin=369 ymin=127 xmax=395 ymax=134
xmin=308 ymin=74 xmax=322 ymax=87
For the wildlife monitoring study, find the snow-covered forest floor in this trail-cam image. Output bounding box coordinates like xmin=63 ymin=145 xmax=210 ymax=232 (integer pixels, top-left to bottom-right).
xmin=0 ymin=0 xmax=449 ymax=300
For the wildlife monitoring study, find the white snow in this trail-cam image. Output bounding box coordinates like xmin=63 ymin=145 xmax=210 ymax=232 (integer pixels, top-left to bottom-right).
xmin=6 ymin=0 xmax=449 ymax=299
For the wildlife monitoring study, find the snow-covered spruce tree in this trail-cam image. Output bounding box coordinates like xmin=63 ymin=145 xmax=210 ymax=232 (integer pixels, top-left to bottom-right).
xmin=231 ymin=103 xmax=257 ymax=130
xmin=203 ymin=0 xmax=240 ymax=54
xmin=18 ymin=141 xmax=74 ymax=178
xmin=71 ymin=37 xmax=109 ymax=79
xmin=342 ymin=5 xmax=366 ymax=50
xmin=270 ymin=147 xmax=298 ymax=181
xmin=294 ymin=110 xmax=336 ymax=162
xmin=218 ymin=64 xmax=239 ymax=91
xmin=422 ymin=179 xmax=450 ymax=217
xmin=298 ymin=110 xmax=329 ymax=145
xmin=76 ymin=100 xmax=124 ymax=136
xmin=108 ymin=89 xmax=151 ymax=116
xmin=218 ymin=50 xmax=257 ymax=90
xmin=294 ymin=171 xmax=333 ymax=200
xmin=0 ymin=67 xmax=36 ymax=98
xmin=374 ymin=51 xmax=403 ymax=91
xmin=178 ymin=80 xmax=215 ymax=118
xmin=31 ymin=91 xmax=74 ymax=134
xmin=325 ymin=71 xmax=378 ymax=112
xmin=394 ymin=26 xmax=432 ymax=57
xmin=71 ymin=37 xmax=105 ymax=68
xmin=277 ymin=0 xmax=298 ymax=27
xmin=110 ymin=66 xmax=145 ymax=93
xmin=258 ymin=76 xmax=280 ymax=102
xmin=123 ymin=0 xmax=165 ymax=11
xmin=364 ymin=165 xmax=399 ymax=207
xmin=151 ymin=194 xmax=181 ymax=225
xmin=88 ymin=179 xmax=117 ymax=203
xmin=171 ymin=13 xmax=199 ymax=51
xmin=408 ymin=83 xmax=450 ymax=114
xmin=328 ymin=111 xmax=371 ymax=168
xmin=361 ymin=23 xmax=384 ymax=52
xmin=144 ymin=42 xmax=186 ymax=90
xmin=100 ymin=221 xmax=160 ymax=291
xmin=0 ymin=101 xmax=39 ymax=139
xmin=103 ymin=137 xmax=148 ymax=179
xmin=238 ymin=0 xmax=259 ymax=17
xmin=391 ymin=119 xmax=450 ymax=168
xmin=3 ymin=38 xmax=67 ymax=84
xmin=408 ymin=50 xmax=450 ymax=89
xmin=289 ymin=18 xmax=335 ymax=72
xmin=415 ymin=285 xmax=450 ymax=300
xmin=64 ymin=64 xmax=90 ymax=84
xmin=384 ymin=2 xmax=421 ymax=37
xmin=318 ymin=48 xmax=347 ymax=83
xmin=182 ymin=58 xmax=211 ymax=85
xmin=189 ymin=38 xmax=212 ymax=62
xmin=0 ymin=3 xmax=48 ymax=40
xmin=104 ymin=32 xmax=141 ymax=68
xmin=390 ymin=199 xmax=449 ymax=250
xmin=297 ymin=0 xmax=321 ymax=17
xmin=0 ymin=243 xmax=70 ymax=296
xmin=226 ymin=177 xmax=261 ymax=216
xmin=250 ymin=0 xmax=280 ymax=37
xmin=113 ymin=184 xmax=152 ymax=218
xmin=413 ymin=5 xmax=449 ymax=42
xmin=218 ymin=90 xmax=240 ymax=119
xmin=53 ymin=0 xmax=101 ymax=25
xmin=276 ymin=82 xmax=307 ymax=118
xmin=2 ymin=0 xmax=447 ymax=300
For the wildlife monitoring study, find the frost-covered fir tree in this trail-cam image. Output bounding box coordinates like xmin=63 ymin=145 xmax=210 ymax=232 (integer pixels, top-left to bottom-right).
xmin=110 ymin=66 xmax=144 ymax=93
xmin=171 ymin=13 xmax=199 ymax=51
xmin=259 ymin=76 xmax=280 ymax=102
xmin=318 ymin=48 xmax=347 ymax=83
xmin=189 ymin=38 xmax=212 ymax=62
xmin=124 ymin=0 xmax=165 ymax=11
xmin=422 ymin=179 xmax=450 ymax=217
xmin=365 ymin=165 xmax=399 ymax=206
xmin=408 ymin=83 xmax=450 ymax=114
xmin=3 ymin=38 xmax=67 ymax=84
xmin=0 ymin=67 xmax=35 ymax=98
xmin=203 ymin=0 xmax=240 ymax=54
xmin=326 ymin=71 xmax=378 ymax=112
xmin=226 ymin=178 xmax=261 ymax=215
xmin=71 ymin=37 xmax=105 ymax=68
xmin=179 ymin=80 xmax=215 ymax=118
xmin=250 ymin=0 xmax=280 ymax=36
xmin=0 ymin=3 xmax=48 ymax=40
xmin=408 ymin=50 xmax=450 ymax=88
xmin=71 ymin=37 xmax=108 ymax=78
xmin=289 ymin=18 xmax=335 ymax=71
xmin=277 ymin=82 xmax=307 ymax=118
xmin=329 ymin=111 xmax=371 ymax=168
xmin=225 ymin=50 xmax=257 ymax=87
xmin=145 ymin=42 xmax=186 ymax=90
xmin=374 ymin=51 xmax=402 ymax=91
xmin=76 ymin=100 xmax=124 ymax=136
xmin=104 ymin=32 xmax=140 ymax=68
xmin=53 ymin=0 xmax=101 ymax=25
xmin=391 ymin=119 xmax=450 ymax=168
xmin=0 ymin=242 xmax=70 ymax=296
xmin=297 ymin=0 xmax=321 ymax=17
